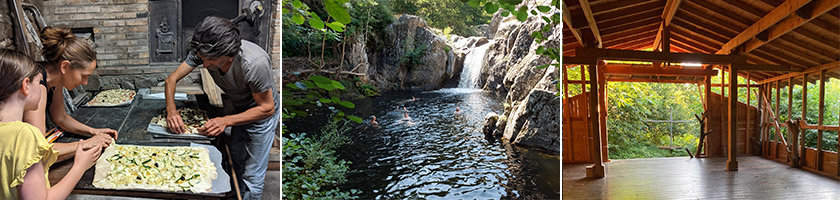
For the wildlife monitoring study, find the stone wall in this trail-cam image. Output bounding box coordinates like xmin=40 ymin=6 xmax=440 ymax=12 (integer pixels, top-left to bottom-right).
xmin=1 ymin=0 xmax=14 ymax=49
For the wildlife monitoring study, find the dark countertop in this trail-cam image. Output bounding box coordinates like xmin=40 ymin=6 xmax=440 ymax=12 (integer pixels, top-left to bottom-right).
xmin=49 ymin=94 xmax=234 ymax=199
xmin=55 ymin=95 xmax=213 ymax=145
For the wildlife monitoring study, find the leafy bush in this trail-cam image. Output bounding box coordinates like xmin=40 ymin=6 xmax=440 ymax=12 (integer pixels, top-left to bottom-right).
xmin=357 ymin=83 xmax=379 ymax=97
xmin=282 ymin=118 xmax=361 ymax=199
xmin=389 ymin=0 xmax=492 ymax=36
xmin=606 ymin=82 xmax=703 ymax=159
xmin=399 ymin=43 xmax=427 ymax=70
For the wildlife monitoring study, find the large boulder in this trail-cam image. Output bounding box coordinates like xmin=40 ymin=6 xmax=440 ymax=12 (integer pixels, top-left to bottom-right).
xmin=345 ymin=35 xmax=370 ymax=82
xmin=481 ymin=112 xmax=500 ymax=136
xmin=0 ymin=1 xmax=16 ymax=49
xmin=502 ymin=89 xmax=561 ymax=154
xmin=367 ymin=14 xmax=456 ymax=91
xmin=478 ymin=4 xmax=561 ymax=104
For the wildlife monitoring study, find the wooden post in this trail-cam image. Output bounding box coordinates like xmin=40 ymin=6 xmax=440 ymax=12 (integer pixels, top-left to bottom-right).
xmin=599 ymin=63 xmax=609 ymax=162
xmin=776 ymin=80 xmax=781 ymax=160
xmin=788 ymin=77 xmax=793 ymax=123
xmin=788 ymin=119 xmax=801 ymax=168
xmin=563 ymin=65 xmax=573 ymax=161
xmin=817 ymin=70 xmax=825 ymax=171
xmin=746 ymin=74 xmax=751 ymax=155
xmin=727 ymin=66 xmax=738 ymax=171
xmin=759 ymin=84 xmax=766 ymax=156
xmin=801 ymin=73 xmax=808 ymax=167
xmin=705 ymin=74 xmax=712 ymax=156
xmin=586 ymin=61 xmax=605 ymax=178
xmin=720 ymin=68 xmax=726 ymax=157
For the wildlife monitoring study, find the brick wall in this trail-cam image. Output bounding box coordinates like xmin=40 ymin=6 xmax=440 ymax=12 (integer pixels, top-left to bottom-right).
xmin=40 ymin=0 xmax=199 ymax=90
xmin=271 ymin=0 xmax=282 ymax=89
xmin=43 ymin=0 xmax=150 ymax=67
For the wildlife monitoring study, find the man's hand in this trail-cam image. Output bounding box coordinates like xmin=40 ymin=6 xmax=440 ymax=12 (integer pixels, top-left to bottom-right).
xmin=199 ymin=117 xmax=230 ymax=136
xmin=166 ymin=110 xmax=186 ymax=134
xmin=91 ymin=128 xmax=118 ymax=139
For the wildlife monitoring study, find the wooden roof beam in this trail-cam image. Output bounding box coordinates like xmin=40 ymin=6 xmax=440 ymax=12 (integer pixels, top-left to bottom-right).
xmin=653 ymin=0 xmax=682 ymax=51
xmin=736 ymin=64 xmax=805 ymax=72
xmin=604 ymin=65 xmax=718 ymax=77
xmin=759 ymin=61 xmax=840 ymax=84
xmin=579 ymin=0 xmax=603 ymax=48
xmin=742 ymin=0 xmax=840 ymax=53
xmin=562 ymin=0 xmax=589 ymax=47
xmin=716 ymin=0 xmax=812 ymax=55
xmin=575 ymin=47 xmax=746 ymax=64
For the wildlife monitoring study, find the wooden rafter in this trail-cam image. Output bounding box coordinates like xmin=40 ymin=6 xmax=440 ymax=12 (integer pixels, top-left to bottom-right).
xmin=579 ymin=0 xmax=602 ymax=48
xmin=670 ymin=18 xmax=730 ymax=44
xmin=717 ymin=0 xmax=812 ymax=55
xmin=742 ymin=0 xmax=840 ymax=53
xmin=653 ymin=0 xmax=682 ymax=51
xmin=562 ymin=0 xmax=588 ymax=47
xmin=736 ymin=64 xmax=804 ymax=72
xmin=759 ymin=61 xmax=840 ymax=84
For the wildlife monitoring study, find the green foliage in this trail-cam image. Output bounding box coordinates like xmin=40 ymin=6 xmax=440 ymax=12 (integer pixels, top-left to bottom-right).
xmin=282 ymin=118 xmax=361 ymax=199
xmin=606 ymin=82 xmax=703 ymax=159
xmin=357 ymin=83 xmax=380 ymax=97
xmin=389 ymin=0 xmax=493 ymax=36
xmin=283 ymin=75 xmax=363 ymax=123
xmin=399 ymin=43 xmax=428 ymax=70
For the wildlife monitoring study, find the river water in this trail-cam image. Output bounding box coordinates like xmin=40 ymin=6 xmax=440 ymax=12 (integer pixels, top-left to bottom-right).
xmin=332 ymin=88 xmax=560 ymax=199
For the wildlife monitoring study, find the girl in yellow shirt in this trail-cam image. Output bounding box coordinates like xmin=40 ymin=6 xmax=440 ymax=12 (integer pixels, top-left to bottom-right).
xmin=0 ymin=49 xmax=103 ymax=199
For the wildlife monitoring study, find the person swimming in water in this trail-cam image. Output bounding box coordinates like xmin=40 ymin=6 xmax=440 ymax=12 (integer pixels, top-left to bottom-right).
xmin=455 ymin=106 xmax=460 ymax=113
xmin=369 ymin=115 xmax=379 ymax=127
xmin=404 ymin=112 xmax=411 ymax=120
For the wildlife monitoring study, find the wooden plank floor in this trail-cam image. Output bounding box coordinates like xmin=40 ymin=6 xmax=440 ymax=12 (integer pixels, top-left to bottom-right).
xmin=563 ymin=156 xmax=840 ymax=199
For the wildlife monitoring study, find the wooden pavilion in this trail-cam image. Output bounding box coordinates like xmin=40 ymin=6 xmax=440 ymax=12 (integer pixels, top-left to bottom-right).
xmin=560 ymin=0 xmax=840 ymax=189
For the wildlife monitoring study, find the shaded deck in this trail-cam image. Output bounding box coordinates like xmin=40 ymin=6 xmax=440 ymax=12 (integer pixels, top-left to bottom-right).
xmin=563 ymin=156 xmax=840 ymax=199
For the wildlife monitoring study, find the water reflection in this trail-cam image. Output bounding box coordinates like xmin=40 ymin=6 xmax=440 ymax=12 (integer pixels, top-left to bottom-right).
xmin=333 ymin=88 xmax=560 ymax=199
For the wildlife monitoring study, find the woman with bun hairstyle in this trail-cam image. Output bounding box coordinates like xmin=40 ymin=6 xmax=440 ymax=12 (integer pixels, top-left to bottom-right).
xmin=22 ymin=27 xmax=114 ymax=162
xmin=0 ymin=49 xmax=104 ymax=199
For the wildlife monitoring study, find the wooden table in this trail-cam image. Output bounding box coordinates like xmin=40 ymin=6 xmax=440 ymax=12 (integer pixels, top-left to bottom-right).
xmin=48 ymin=95 xmax=239 ymax=199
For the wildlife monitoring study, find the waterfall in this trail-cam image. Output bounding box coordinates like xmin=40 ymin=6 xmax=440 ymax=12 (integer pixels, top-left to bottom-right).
xmin=458 ymin=41 xmax=493 ymax=88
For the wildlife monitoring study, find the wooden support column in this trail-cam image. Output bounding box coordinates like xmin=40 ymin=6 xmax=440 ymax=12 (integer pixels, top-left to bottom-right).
xmin=720 ymin=68 xmax=726 ymax=157
xmin=788 ymin=77 xmax=794 ymax=122
xmin=727 ymin=66 xmax=738 ymax=171
xmin=759 ymin=84 xmax=766 ymax=156
xmin=788 ymin=119 xmax=801 ymax=168
xmin=776 ymin=80 xmax=781 ymax=160
xmin=801 ymin=73 xmax=808 ymax=167
xmin=562 ymin=66 xmax=573 ymax=161
xmin=746 ymin=74 xmax=751 ymax=155
xmin=599 ymin=65 xmax=609 ymax=162
xmin=788 ymin=78 xmax=795 ymax=162
xmin=817 ymin=70 xmax=825 ymax=171
xmin=704 ymin=73 xmax=712 ymax=156
xmin=586 ymin=61 xmax=605 ymax=178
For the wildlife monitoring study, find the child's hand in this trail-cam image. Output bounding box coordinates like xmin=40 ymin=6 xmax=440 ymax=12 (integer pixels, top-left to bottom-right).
xmin=73 ymin=139 xmax=103 ymax=169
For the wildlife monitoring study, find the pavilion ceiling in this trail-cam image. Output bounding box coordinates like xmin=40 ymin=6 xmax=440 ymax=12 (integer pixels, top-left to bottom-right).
xmin=562 ymin=0 xmax=840 ymax=83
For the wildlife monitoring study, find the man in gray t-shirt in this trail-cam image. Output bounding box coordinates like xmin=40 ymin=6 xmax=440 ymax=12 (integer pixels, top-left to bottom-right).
xmin=163 ymin=16 xmax=278 ymax=200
